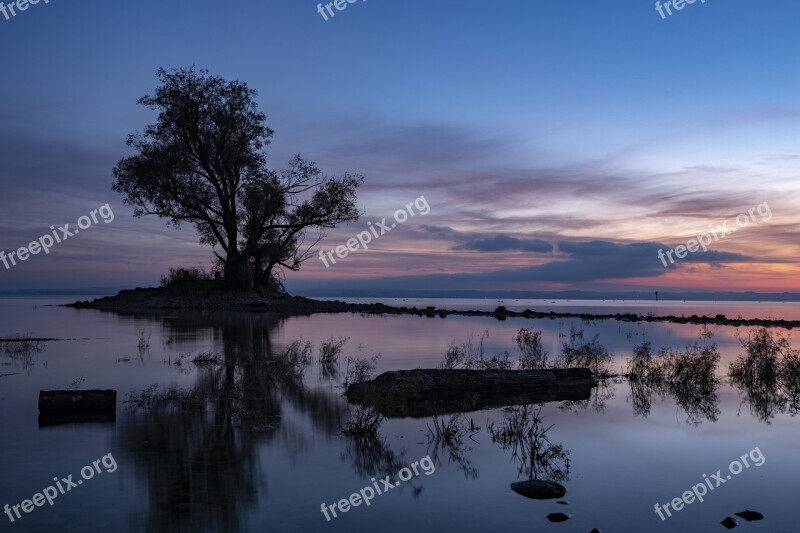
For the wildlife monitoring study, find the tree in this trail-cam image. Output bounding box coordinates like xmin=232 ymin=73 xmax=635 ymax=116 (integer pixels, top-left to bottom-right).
xmin=241 ymin=155 xmax=362 ymax=287
xmin=112 ymin=67 xmax=362 ymax=288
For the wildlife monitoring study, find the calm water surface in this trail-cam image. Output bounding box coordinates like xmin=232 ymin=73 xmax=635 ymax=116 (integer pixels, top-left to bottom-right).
xmin=0 ymin=297 xmax=797 ymax=532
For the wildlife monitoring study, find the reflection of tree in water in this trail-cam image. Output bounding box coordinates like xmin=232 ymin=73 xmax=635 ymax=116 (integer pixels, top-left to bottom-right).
xmin=488 ymin=404 xmax=570 ymax=481
xmin=626 ymin=342 xmax=721 ymax=426
xmin=559 ymin=377 xmax=616 ymax=413
xmin=552 ymin=329 xmax=616 ymax=413
xmin=728 ymin=327 xmax=800 ymax=424
xmin=728 ymin=357 xmax=800 ymax=423
xmin=118 ymin=385 xmax=261 ymax=532
xmin=115 ymin=309 xmax=349 ymax=532
xmin=629 ymin=376 xmax=721 ymax=426
xmin=0 ymin=335 xmax=44 ymax=373
xmin=627 ymin=370 xmax=722 ymax=426
xmin=629 ymin=378 xmax=654 ymax=417
xmin=341 ymin=434 xmax=406 ymax=480
xmin=340 ymin=435 xmax=428 ymax=497
xmin=427 ymin=436 xmax=479 ymax=481
xmin=730 ymin=376 xmax=791 ymax=424
xmin=425 ymin=411 xmax=480 ymax=480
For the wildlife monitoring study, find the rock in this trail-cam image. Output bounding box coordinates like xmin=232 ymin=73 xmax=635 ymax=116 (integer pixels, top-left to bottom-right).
xmin=556 ymin=500 xmax=568 ymax=505
xmin=734 ymin=510 xmax=764 ymax=521
xmin=510 ymin=480 xmax=567 ymax=500
xmin=546 ymin=512 xmax=571 ymax=523
xmin=720 ymin=517 xmax=738 ymax=529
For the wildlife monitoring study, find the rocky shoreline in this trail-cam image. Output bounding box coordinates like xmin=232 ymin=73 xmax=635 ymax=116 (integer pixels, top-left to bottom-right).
xmin=66 ymin=286 xmax=800 ymax=329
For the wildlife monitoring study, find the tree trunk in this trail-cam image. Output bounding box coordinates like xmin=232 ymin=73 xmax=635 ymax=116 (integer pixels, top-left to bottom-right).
xmin=224 ymin=252 xmax=252 ymax=289
xmin=251 ymin=254 xmax=263 ymax=288
xmin=260 ymin=262 xmax=276 ymax=288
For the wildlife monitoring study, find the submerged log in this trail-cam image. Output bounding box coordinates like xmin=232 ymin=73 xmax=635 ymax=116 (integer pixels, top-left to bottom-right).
xmin=346 ymin=368 xmax=596 ymax=417
xmin=38 ymin=390 xmax=117 ymax=416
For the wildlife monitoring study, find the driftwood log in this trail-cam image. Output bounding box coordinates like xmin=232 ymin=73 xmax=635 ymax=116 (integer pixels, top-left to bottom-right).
xmin=345 ymin=368 xmax=596 ymax=417
xmin=38 ymin=390 xmax=117 ymax=416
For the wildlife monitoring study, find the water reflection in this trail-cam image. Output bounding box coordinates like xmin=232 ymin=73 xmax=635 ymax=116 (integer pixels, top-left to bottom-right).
xmin=425 ymin=411 xmax=481 ymax=480
xmin=559 ymin=377 xmax=616 ymax=413
xmin=341 ymin=435 xmax=405 ymax=480
xmin=625 ymin=342 xmax=722 ymax=425
xmin=488 ymin=404 xmax=571 ymax=482
xmin=727 ymin=327 xmax=800 ymax=424
xmin=627 ymin=376 xmax=721 ymax=425
xmin=55 ymin=307 xmax=800 ymax=532
xmin=0 ymin=335 xmax=44 ymax=373
xmin=729 ymin=373 xmax=800 ymax=424
xmin=118 ymin=393 xmax=261 ymax=532
xmin=115 ymin=310 xmax=349 ymax=532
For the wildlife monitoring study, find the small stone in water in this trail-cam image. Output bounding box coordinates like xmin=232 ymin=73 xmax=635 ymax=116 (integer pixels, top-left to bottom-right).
xmin=734 ymin=510 xmax=764 ymax=522
xmin=546 ymin=512 xmax=570 ymax=523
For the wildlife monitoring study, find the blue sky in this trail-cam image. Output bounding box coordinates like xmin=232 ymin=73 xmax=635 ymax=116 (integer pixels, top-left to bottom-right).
xmin=1 ymin=0 xmax=799 ymax=294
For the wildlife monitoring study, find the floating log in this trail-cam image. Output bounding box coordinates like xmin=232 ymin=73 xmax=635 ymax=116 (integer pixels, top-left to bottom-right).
xmin=38 ymin=390 xmax=117 ymax=416
xmin=346 ymin=368 xmax=596 ymax=417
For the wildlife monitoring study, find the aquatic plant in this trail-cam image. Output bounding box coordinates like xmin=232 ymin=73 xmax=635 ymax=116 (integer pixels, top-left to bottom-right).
xmin=268 ymin=339 xmax=313 ymax=380
xmin=192 ymin=351 xmax=223 ymax=366
xmin=555 ymin=331 xmax=613 ymax=377
xmin=342 ymin=405 xmax=385 ymax=437
xmin=136 ymin=330 xmax=151 ymax=352
xmin=730 ymin=328 xmax=795 ymax=382
xmin=344 ymin=353 xmax=381 ymax=388
xmin=319 ymin=336 xmax=349 ymax=366
xmin=728 ymin=328 xmax=800 ymax=423
xmin=439 ymin=341 xmax=469 ymax=370
xmin=627 ymin=341 xmax=721 ymax=425
xmin=0 ymin=334 xmax=44 ymax=355
xmin=515 ymin=328 xmax=549 ymax=369
xmin=438 ymin=330 xmax=513 ymax=370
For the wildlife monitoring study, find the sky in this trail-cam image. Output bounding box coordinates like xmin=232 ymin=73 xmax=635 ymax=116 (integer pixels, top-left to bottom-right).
xmin=0 ymin=0 xmax=799 ymax=296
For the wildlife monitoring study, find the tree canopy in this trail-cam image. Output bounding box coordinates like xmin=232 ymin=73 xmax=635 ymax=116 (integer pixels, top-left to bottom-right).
xmin=113 ymin=67 xmax=363 ymax=289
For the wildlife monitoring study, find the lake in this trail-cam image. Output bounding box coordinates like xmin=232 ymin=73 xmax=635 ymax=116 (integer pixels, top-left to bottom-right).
xmin=0 ymin=296 xmax=796 ymax=532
